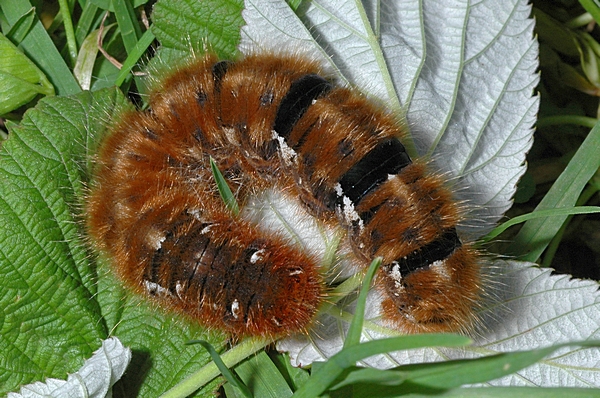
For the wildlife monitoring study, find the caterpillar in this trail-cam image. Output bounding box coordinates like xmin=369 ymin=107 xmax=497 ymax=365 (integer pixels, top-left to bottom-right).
xmin=86 ymin=52 xmax=481 ymax=338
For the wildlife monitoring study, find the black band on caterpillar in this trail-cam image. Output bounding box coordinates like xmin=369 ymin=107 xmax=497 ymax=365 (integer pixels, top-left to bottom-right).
xmin=274 ymin=74 xmax=333 ymax=140
xmin=212 ymin=60 xmax=233 ymax=92
xmin=337 ymin=138 xmax=412 ymax=206
xmin=388 ymin=227 xmax=462 ymax=276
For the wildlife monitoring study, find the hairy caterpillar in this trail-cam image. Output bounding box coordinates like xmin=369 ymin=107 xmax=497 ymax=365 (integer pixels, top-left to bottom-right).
xmin=86 ymin=52 xmax=481 ymax=338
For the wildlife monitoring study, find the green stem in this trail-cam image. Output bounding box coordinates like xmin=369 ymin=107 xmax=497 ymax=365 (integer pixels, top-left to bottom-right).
xmin=58 ymin=0 xmax=77 ymax=65
xmin=537 ymin=115 xmax=597 ymax=129
xmin=159 ymin=337 xmax=271 ymax=398
xmin=565 ymin=12 xmax=594 ymax=29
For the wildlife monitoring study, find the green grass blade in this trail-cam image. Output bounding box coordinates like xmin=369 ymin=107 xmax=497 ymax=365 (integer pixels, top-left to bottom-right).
xmin=160 ymin=337 xmax=270 ymax=398
xmin=74 ymin=23 xmax=117 ymax=91
xmin=230 ymin=350 xmax=295 ymax=398
xmin=344 ymin=257 xmax=381 ymax=348
xmin=210 ymin=156 xmax=240 ymax=216
xmin=3 ymin=5 xmax=35 ymax=42
xmin=111 ymin=0 xmax=142 ymax=52
xmin=326 ymin=341 xmax=600 ymax=395
xmin=536 ymin=114 xmax=597 ymax=129
xmin=270 ymin=352 xmax=310 ymax=391
xmin=347 ymin=386 xmax=600 ymax=397
xmin=396 ymin=340 xmax=600 ymax=392
xmin=580 ymin=0 xmax=600 ymax=26
xmin=187 ymin=340 xmax=253 ymax=398
xmin=337 ymin=334 xmax=471 ymax=369
xmin=292 ymin=334 xmax=470 ymax=398
xmin=0 ymin=0 xmax=81 ymax=95
xmin=58 ymin=0 xmax=77 ymax=65
xmin=507 ymin=119 xmax=600 ymax=261
xmin=114 ymin=28 xmax=155 ymax=87
xmin=483 ymin=206 xmax=600 ymax=242
xmin=74 ymin=2 xmax=101 ymax=46
xmin=111 ymin=0 xmax=149 ymax=92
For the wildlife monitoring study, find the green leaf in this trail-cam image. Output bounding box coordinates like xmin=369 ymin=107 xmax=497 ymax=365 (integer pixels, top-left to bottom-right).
xmin=8 ymin=337 xmax=131 ymax=397
xmin=151 ymin=0 xmax=244 ymax=62
xmin=0 ymin=89 xmax=228 ymax=397
xmin=0 ymin=89 xmax=120 ymax=394
xmin=0 ymin=32 xmax=54 ymax=114
xmin=2 ymin=2 xmax=251 ymax=395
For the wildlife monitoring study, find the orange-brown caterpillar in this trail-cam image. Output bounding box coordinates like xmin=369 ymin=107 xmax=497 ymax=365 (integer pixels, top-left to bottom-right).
xmin=86 ymin=53 xmax=481 ymax=338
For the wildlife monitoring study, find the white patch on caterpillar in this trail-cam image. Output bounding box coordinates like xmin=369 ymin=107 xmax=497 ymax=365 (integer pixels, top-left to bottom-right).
xmin=334 ymin=182 xmax=343 ymax=197
xmin=194 ymin=250 xmax=204 ymax=260
xmin=147 ymin=229 xmax=166 ymax=250
xmin=250 ymin=249 xmax=266 ymax=264
xmin=389 ymin=262 xmax=403 ymax=281
xmin=175 ymin=281 xmax=185 ymax=299
xmin=389 ymin=261 xmax=404 ymax=291
xmin=200 ymin=224 xmax=213 ymax=234
xmin=333 ymin=183 xmax=364 ymax=230
xmin=188 ymin=208 xmax=203 ymax=220
xmin=430 ymin=259 xmax=451 ymax=279
xmin=231 ymin=299 xmax=240 ymax=319
xmin=340 ymin=195 xmax=364 ymax=230
xmin=272 ymin=130 xmax=297 ymax=164
xmin=144 ymin=280 xmax=173 ymax=297
xmin=222 ymin=125 xmax=240 ymax=145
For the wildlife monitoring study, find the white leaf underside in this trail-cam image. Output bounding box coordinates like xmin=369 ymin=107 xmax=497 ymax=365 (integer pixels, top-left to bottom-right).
xmin=8 ymin=337 xmax=131 ymax=398
xmin=241 ymin=0 xmax=600 ymax=388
